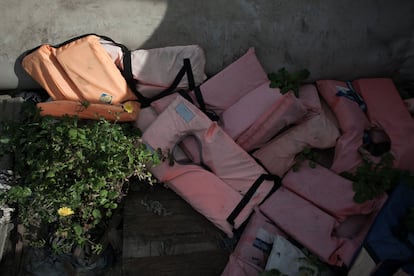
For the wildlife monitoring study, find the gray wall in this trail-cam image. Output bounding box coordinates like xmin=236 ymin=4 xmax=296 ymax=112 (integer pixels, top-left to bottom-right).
xmin=1 ymin=0 xmax=413 ymax=93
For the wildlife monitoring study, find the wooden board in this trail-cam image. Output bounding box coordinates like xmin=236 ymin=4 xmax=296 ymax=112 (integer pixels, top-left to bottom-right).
xmin=123 ymin=250 xmax=229 ymax=276
xmin=122 ymin=185 xmax=230 ymax=274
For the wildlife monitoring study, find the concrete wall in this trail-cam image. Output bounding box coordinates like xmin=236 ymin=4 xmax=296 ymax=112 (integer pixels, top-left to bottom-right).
xmin=1 ymin=0 xmax=413 ymax=92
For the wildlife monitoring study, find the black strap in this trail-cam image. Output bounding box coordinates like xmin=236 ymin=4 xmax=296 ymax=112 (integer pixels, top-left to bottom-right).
xmin=118 ymin=45 xmax=141 ymax=102
xmin=24 ymin=33 xmax=126 ymax=58
xmin=171 ymin=134 xmax=213 ymax=172
xmin=184 ymin=58 xmax=196 ymax=91
xmin=85 ymin=38 xmax=198 ymax=106
xmin=227 ymin=174 xmax=281 ymax=226
xmin=139 ymin=59 xmax=191 ymax=107
xmin=138 ymin=58 xmax=219 ymax=121
xmin=190 ymin=68 xmax=219 ymax=121
xmin=86 ymin=37 xmax=221 ymax=125
xmin=178 ymin=89 xmax=195 ymax=104
xmin=23 ymin=33 xmax=97 ymax=55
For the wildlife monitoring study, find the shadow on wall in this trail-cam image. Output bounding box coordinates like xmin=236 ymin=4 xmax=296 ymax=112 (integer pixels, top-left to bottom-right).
xmin=14 ymin=51 xmax=40 ymax=91
xmin=13 ymin=0 xmax=414 ymax=92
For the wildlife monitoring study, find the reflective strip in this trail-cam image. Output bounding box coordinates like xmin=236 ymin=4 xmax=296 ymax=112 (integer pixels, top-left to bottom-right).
xmin=336 ymin=81 xmax=367 ymax=112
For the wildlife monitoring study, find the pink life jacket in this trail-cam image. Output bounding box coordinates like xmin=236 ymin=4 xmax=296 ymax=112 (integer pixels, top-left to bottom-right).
xmin=236 ymin=91 xmax=308 ymax=152
xmin=150 ymin=48 xmax=318 ymax=151
xmin=145 ymin=47 xmax=273 ymax=115
xmin=317 ymin=79 xmax=410 ymax=172
xmin=221 ymin=208 xmax=286 ymax=276
xmin=198 ymin=48 xmax=275 ymax=116
xmin=149 ymin=48 xmax=308 ymax=163
xmin=142 ymin=96 xmax=279 ymax=237
xmin=103 ymin=40 xmax=208 ymax=129
xmin=219 ymin=81 xmax=282 ymax=139
xmin=134 ymin=106 xmax=158 ymax=132
xmin=260 ymin=162 xmax=387 ymax=267
xmin=316 ymin=80 xmax=370 ymax=173
xmin=253 ymin=92 xmax=340 ymax=177
xmin=101 ymin=41 xmax=207 ymax=99
xmin=352 ymin=78 xmax=414 ymax=172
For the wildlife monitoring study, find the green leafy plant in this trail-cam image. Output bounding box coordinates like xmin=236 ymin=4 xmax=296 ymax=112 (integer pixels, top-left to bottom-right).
xmin=299 ymin=248 xmax=328 ymax=274
xmin=268 ymin=68 xmax=310 ymax=96
xmin=340 ymin=152 xmax=414 ymax=203
xmin=292 ymin=147 xmax=318 ymax=172
xmin=0 ymin=102 xmax=160 ymax=254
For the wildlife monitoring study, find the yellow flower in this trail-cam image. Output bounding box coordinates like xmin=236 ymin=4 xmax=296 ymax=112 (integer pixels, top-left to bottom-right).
xmin=122 ymin=101 xmax=135 ymax=113
xmin=58 ymin=207 xmax=74 ymax=217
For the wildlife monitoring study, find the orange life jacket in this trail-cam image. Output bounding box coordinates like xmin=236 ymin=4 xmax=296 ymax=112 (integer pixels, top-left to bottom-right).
xmin=22 ymin=34 xmax=140 ymax=121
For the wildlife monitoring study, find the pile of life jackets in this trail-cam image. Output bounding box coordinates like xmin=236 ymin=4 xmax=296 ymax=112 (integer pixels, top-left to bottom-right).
xmin=22 ymin=34 xmax=414 ymax=276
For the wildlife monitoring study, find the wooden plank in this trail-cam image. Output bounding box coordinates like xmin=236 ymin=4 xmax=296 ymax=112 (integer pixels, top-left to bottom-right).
xmin=122 ymin=250 xmax=229 ymax=276
xmin=123 ymin=185 xmax=229 ymax=259
xmin=123 ymin=189 xmax=223 ymax=237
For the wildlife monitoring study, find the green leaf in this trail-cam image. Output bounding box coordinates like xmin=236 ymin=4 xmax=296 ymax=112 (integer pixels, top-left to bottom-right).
xmin=267 ymin=68 xmax=310 ymax=98
xmin=68 ymin=128 xmax=77 ymax=139
xmin=309 ymin=161 xmax=317 ymax=169
xmin=269 ymin=83 xmax=277 ymax=89
xmin=0 ymin=106 xmax=160 ymax=254
xmin=100 ymin=198 xmax=109 ymax=205
xmin=100 ymin=190 xmax=108 ymax=198
xmin=0 ymin=137 xmax=10 ymax=144
xmin=292 ymin=163 xmax=300 ymax=172
xmin=73 ymin=224 xmax=82 ymax=236
xmin=296 ymin=153 xmax=306 ymax=162
xmin=92 ymin=209 xmax=101 ymax=219
xmin=353 ymin=192 xmax=366 ymax=204
xmin=107 ymin=191 xmax=118 ymax=200
xmin=298 ymin=69 xmax=310 ymax=79
xmin=46 ymin=171 xmax=55 ymax=178
xmin=280 ymin=87 xmax=290 ymax=94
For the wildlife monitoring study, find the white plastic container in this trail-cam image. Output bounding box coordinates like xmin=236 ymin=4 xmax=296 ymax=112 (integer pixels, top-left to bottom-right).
xmin=0 ymin=206 xmax=13 ymax=261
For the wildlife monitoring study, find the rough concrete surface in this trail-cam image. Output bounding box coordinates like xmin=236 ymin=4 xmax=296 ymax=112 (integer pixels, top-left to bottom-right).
xmin=0 ymin=0 xmax=413 ymax=90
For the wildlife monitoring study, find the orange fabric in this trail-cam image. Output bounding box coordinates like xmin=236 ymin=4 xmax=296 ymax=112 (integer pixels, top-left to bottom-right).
xmin=22 ymin=35 xmax=137 ymax=105
xmin=37 ymin=100 xmax=140 ymax=122
xmin=22 ymin=45 xmax=79 ymax=101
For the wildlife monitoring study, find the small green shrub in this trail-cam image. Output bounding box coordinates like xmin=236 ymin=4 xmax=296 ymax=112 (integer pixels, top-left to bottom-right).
xmin=292 ymin=147 xmax=318 ymax=172
xmin=341 ymin=152 xmax=414 ymax=203
xmin=268 ymin=68 xmax=310 ymax=97
xmin=0 ymin=103 xmax=160 ymax=254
